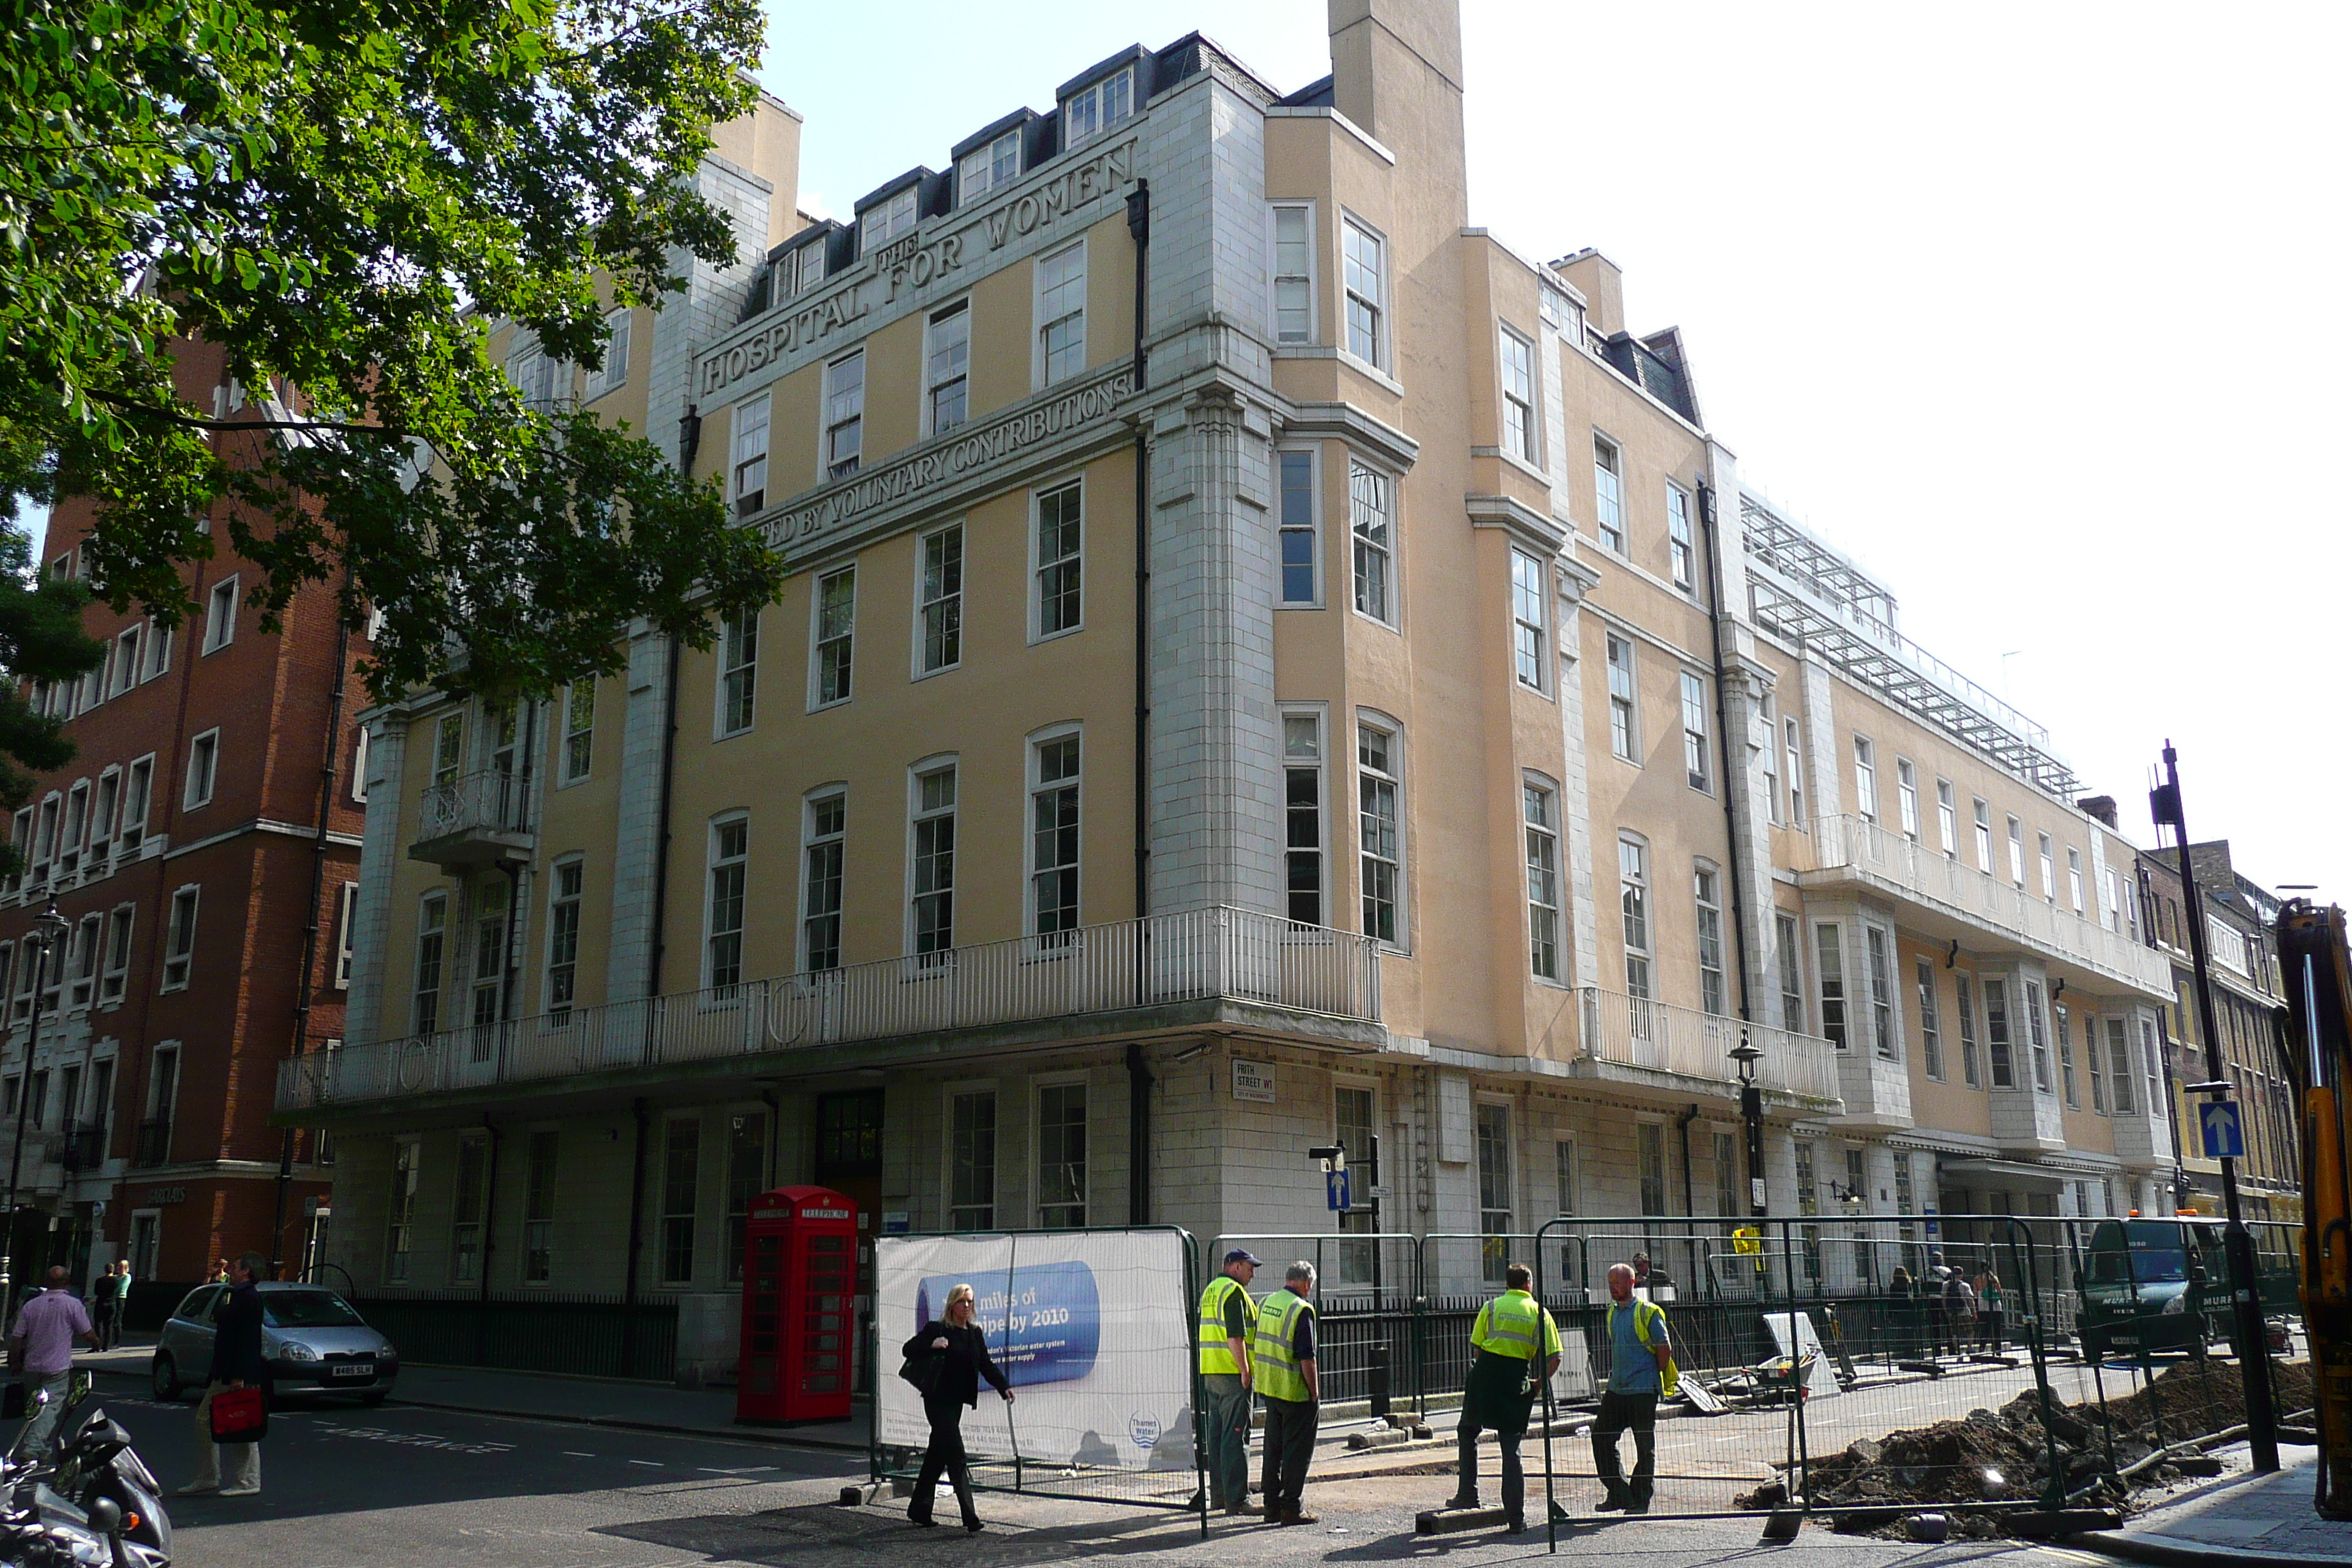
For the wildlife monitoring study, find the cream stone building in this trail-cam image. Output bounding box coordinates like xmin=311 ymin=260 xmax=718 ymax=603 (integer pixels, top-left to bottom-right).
xmin=287 ymin=0 xmax=2176 ymax=1376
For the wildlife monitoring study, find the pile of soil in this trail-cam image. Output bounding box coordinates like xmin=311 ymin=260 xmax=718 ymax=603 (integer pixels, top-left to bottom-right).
xmin=1733 ymin=1362 xmax=2314 ymax=1539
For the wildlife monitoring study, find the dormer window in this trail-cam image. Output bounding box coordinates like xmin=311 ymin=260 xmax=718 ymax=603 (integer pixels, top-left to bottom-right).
xmin=1063 ymin=66 xmax=1134 ymax=147
xmin=959 ymin=131 xmax=1022 ymax=201
xmin=780 ymin=241 xmax=826 ymax=301
xmin=862 ymin=188 xmax=918 ymax=251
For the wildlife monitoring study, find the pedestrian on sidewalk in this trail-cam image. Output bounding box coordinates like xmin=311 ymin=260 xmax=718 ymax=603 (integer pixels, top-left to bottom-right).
xmin=1941 ymin=1264 xmax=1978 ymax=1356
xmin=1629 ymin=1251 xmax=1674 ymax=1300
xmin=1443 ymin=1263 xmax=1560 ymax=1533
xmin=1593 ymin=1262 xmax=1675 ymax=1515
xmin=903 ymin=1282 xmax=1011 ymax=1534
xmin=88 ymin=1260 xmax=129 ymax=1354
xmin=109 ymin=1259 xmax=133 ymax=1351
xmin=1976 ymin=1269 xmax=2005 ymax=1352
xmin=1195 ymin=1248 xmax=1260 ymax=1518
xmin=1888 ymin=1265 xmax=1918 ymax=1358
xmin=1251 ymin=1261 xmax=1320 ymax=1527
xmin=180 ymin=1251 xmax=266 ymax=1499
xmin=9 ymin=1267 xmax=99 ymax=1458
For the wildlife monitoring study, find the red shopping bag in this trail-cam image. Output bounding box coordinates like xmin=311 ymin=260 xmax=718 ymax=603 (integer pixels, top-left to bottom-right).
xmin=208 ymin=1385 xmax=268 ymax=1443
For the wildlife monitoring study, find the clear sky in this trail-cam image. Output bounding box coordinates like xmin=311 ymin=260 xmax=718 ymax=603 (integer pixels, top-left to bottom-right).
xmin=760 ymin=1 xmax=2350 ymax=900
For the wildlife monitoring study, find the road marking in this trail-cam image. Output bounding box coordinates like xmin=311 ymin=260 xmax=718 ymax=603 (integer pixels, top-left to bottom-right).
xmin=314 ymin=1423 xmax=515 ymax=1456
xmin=628 ymin=1460 xmax=663 ymax=1468
xmin=563 ymin=1451 xmax=598 ymax=1458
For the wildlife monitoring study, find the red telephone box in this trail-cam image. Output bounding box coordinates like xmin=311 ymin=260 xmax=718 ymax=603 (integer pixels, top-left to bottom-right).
xmin=736 ymin=1185 xmax=857 ymax=1424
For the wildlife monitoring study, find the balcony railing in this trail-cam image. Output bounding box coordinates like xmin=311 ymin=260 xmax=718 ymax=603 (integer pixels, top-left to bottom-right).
xmin=58 ymin=1126 xmax=106 ymax=1173
xmin=279 ymin=905 xmax=1384 ymax=1113
xmin=410 ymin=768 xmax=533 ymax=867
xmin=1793 ymin=814 xmax=2171 ymax=992
xmin=132 ymin=1118 xmax=171 ymax=1167
xmin=1576 ymin=987 xmax=1844 ymax=1105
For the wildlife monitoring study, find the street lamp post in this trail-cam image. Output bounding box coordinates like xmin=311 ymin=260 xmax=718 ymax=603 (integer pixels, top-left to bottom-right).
xmin=0 ymin=897 xmax=69 ymax=1333
xmin=2151 ymin=742 xmax=2280 ymax=1474
xmin=1728 ymin=1034 xmax=1768 ymax=1218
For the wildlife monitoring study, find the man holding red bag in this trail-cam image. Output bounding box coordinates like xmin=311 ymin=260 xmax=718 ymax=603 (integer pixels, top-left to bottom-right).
xmin=179 ymin=1251 xmax=267 ymax=1498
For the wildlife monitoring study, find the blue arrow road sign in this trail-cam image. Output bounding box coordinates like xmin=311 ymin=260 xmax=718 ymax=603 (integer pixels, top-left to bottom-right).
xmin=1327 ymin=1168 xmax=1352 ymax=1212
xmin=2200 ymin=1099 xmax=2245 ymax=1160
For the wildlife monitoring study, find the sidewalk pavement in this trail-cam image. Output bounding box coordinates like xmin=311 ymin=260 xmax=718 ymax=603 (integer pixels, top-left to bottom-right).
xmin=2075 ymin=1444 xmax=2352 ymax=1568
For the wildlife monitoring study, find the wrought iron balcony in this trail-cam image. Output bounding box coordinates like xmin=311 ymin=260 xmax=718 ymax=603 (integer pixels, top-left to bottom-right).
xmin=279 ymin=905 xmax=1384 ymax=1113
xmin=132 ymin=1117 xmax=171 ymax=1168
xmin=408 ymin=768 xmax=534 ymax=870
xmin=58 ymin=1125 xmax=106 ymax=1173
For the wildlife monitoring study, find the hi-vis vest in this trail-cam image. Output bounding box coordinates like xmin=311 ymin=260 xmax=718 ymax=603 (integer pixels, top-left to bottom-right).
xmin=1197 ymin=1275 xmax=1260 ymax=1376
xmin=1607 ymin=1297 xmax=1681 ymax=1398
xmin=1251 ymin=1288 xmax=1313 ymax=1403
xmin=1471 ymin=1290 xmax=1551 ymax=1362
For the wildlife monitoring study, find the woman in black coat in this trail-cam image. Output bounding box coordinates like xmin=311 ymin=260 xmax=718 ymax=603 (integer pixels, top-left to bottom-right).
xmin=904 ymin=1281 xmax=1013 ymax=1531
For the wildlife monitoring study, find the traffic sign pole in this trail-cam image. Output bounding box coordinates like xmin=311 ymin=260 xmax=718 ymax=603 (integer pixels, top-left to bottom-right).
xmin=2154 ymin=742 xmax=2279 ymax=1473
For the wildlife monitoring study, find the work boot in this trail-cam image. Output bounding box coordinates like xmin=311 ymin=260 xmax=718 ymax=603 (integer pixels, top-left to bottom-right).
xmin=1443 ymin=1492 xmax=1481 ymax=1511
xmin=1278 ymin=1511 xmax=1320 ymax=1526
xmin=1224 ymin=1502 xmax=1261 ymax=1518
xmin=1625 ymin=1488 xmax=1653 ymax=1516
xmin=1594 ymin=1483 xmax=1632 ymax=1513
xmin=1504 ymin=1513 xmax=1527 ymax=1534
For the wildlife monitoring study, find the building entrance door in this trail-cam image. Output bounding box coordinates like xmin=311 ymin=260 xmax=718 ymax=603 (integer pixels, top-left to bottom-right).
xmin=813 ymin=1089 xmax=883 ymax=1392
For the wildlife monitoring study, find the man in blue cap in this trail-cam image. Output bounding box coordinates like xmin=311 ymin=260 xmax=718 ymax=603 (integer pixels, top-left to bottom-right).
xmin=1196 ymin=1248 xmax=1261 ymax=1516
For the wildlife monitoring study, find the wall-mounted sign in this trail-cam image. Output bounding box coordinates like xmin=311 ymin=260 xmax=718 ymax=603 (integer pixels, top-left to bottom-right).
xmin=1232 ymin=1060 xmax=1275 ymax=1104
xmin=143 ymin=1187 xmax=186 ymax=1206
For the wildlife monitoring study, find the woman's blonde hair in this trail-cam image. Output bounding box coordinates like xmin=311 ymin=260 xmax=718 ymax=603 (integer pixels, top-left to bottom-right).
xmin=946 ymin=1283 xmax=976 ymax=1311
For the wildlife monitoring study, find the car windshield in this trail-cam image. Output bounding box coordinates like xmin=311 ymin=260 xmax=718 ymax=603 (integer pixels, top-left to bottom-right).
xmin=262 ymin=1292 xmax=365 ymax=1328
xmin=2085 ymin=1221 xmax=2193 ymax=1284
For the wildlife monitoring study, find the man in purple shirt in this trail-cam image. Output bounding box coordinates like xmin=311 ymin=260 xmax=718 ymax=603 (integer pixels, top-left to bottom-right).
xmin=10 ymin=1267 xmax=97 ymax=1456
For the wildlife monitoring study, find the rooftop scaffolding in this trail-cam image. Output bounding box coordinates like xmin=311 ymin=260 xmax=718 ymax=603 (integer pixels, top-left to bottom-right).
xmin=1740 ymin=491 xmax=2084 ymax=799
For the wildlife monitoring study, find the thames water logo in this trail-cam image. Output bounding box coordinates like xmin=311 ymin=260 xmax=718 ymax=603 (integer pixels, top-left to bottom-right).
xmin=1128 ymin=1413 xmax=1161 ymax=1452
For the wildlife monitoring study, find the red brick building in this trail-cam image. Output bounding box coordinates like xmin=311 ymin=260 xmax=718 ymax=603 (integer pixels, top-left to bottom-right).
xmin=2 ymin=336 xmax=358 ymax=1305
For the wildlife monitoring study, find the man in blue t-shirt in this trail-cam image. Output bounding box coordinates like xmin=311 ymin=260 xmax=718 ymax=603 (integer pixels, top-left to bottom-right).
xmin=1594 ymin=1262 xmax=1671 ymax=1513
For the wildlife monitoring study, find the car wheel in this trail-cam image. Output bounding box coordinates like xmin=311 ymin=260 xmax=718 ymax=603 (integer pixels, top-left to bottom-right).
xmin=359 ymin=1389 xmax=389 ymax=1408
xmin=151 ymin=1354 xmax=179 ymax=1403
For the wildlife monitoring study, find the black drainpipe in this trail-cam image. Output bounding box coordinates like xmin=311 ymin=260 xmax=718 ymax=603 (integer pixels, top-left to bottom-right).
xmin=1126 ymin=178 xmax=1153 ymax=1228
xmin=1676 ymin=1104 xmax=1702 ymax=1292
xmin=1697 ymin=481 xmax=1756 ymax=1027
xmin=621 ymin=1097 xmax=651 ymax=1378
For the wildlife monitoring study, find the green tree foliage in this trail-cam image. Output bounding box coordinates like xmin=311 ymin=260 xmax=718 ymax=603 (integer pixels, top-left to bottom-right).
xmin=0 ymin=513 xmax=107 ymax=874
xmin=0 ymin=0 xmax=783 ymax=701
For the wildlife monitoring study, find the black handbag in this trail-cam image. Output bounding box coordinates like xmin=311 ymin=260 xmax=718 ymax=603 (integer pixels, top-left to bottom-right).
xmin=897 ymin=1349 xmax=942 ymax=1396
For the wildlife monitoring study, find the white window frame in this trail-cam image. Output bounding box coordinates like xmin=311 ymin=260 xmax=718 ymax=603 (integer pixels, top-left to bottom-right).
xmin=1357 ymin=714 xmax=1407 ymax=950
xmin=808 ymin=565 xmax=856 ymax=710
xmin=1666 ymin=483 xmax=1695 ymax=588
xmin=161 ymin=883 xmax=199 ymax=992
xmin=731 ymin=391 xmax=771 ymax=518
xmin=2008 ymin=815 xmax=2026 ymax=886
xmin=957 ymin=129 xmax=1022 ymax=201
xmin=333 ymin=881 xmax=358 ymax=989
xmin=822 ymin=349 xmax=864 ymax=480
xmin=1270 ymin=202 xmax=1316 ymax=345
xmin=184 ymin=728 xmax=219 ymax=810
xmin=583 ymin=307 xmax=631 ymax=401
xmin=1607 ymin=633 xmax=1640 ymax=762
xmin=1031 ymin=476 xmax=1084 ymax=642
xmin=1033 ymin=238 xmax=1088 ymax=389
xmin=1061 ymin=64 xmax=1134 ymax=148
xmin=1852 ymin=735 xmax=1877 ymax=822
xmin=800 ymin=788 xmax=848 ymax=973
xmin=412 ymin=892 xmax=448 ymax=1036
xmin=1499 ymin=324 xmax=1539 ymax=464
xmin=1865 ymin=923 xmax=1899 ymax=1062
xmin=1937 ymin=779 xmax=1957 ymax=857
xmin=1026 ymin=726 xmax=1083 ymax=942
xmin=1348 ymin=457 xmax=1398 ymax=628
xmin=1510 ymin=548 xmax=1548 ymax=693
xmin=703 ymin=813 xmax=749 ymax=993
xmin=544 ymin=858 xmax=583 ymax=1017
xmin=1777 ymin=912 xmax=1806 ymax=1034
xmin=559 ymin=681 xmax=595 ymax=785
xmin=859 ymin=185 xmax=919 ymax=252
xmin=2068 ymin=847 xmax=2086 ymax=913
xmin=1681 ymin=671 xmax=1711 ymax=792
xmin=98 ymin=904 xmax=133 ymax=1005
xmin=68 ymin=911 xmax=100 ymax=1009
xmin=1784 ymin=716 xmax=1805 ymax=826
xmin=1524 ymin=774 xmax=1562 ymax=982
xmin=908 ymin=757 xmax=959 ymax=962
xmin=1695 ymin=859 xmax=1726 ymax=1014
xmin=717 ymin=607 xmax=758 ymax=737
xmin=112 ymin=625 xmax=142 ymax=698
xmin=1916 ymin=956 xmax=1944 ymax=1080
xmin=1275 ymin=447 xmax=1321 ymax=608
xmin=203 ymin=576 xmax=238 ymax=653
xmin=914 ymin=521 xmax=964 ymax=678
xmin=2038 ymin=832 xmax=2057 ymax=902
xmin=1621 ymin=834 xmax=1654 ymax=1005
xmin=1896 ymin=758 xmax=1919 ymax=841
xmin=351 ymin=726 xmax=370 ymax=803
xmin=1340 ymin=214 xmax=1386 ymax=371
xmin=1975 ymin=798 xmax=1994 ymax=872
xmin=944 ymin=1081 xmax=999 ymax=1230
xmin=1592 ymin=434 xmax=1624 ymax=553
xmin=1281 ymin=706 xmax=1327 ymax=927
xmin=924 ymin=297 xmax=971 ymax=437
xmin=1814 ymin=921 xmax=1847 ymax=1050
xmin=1032 ymin=1074 xmax=1090 ymax=1229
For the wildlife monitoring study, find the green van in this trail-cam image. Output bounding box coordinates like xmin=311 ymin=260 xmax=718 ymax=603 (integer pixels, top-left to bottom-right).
xmin=2075 ymin=1218 xmax=2296 ymax=1360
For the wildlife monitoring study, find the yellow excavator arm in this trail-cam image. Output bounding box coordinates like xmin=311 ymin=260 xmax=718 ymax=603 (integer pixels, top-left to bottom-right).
xmin=2277 ymin=900 xmax=2352 ymax=1518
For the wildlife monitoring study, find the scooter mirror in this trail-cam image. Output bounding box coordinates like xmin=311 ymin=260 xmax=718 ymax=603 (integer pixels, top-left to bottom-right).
xmin=64 ymin=1370 xmax=91 ymax=1409
xmin=86 ymin=1497 xmax=121 ymax=1536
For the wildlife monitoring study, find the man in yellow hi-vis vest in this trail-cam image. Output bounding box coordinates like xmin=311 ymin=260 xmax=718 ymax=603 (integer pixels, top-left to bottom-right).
xmin=1443 ymin=1263 xmax=1561 ymax=1533
xmin=1596 ymin=1262 xmax=1678 ymax=1513
xmin=1250 ymin=1261 xmax=1322 ymax=1526
xmin=1196 ymin=1248 xmax=1262 ymax=1517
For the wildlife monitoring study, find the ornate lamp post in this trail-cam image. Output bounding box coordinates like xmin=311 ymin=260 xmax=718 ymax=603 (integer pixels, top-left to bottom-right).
xmin=1727 ymin=1034 xmax=1768 ymax=1218
xmin=0 ymin=897 xmax=69 ymax=1331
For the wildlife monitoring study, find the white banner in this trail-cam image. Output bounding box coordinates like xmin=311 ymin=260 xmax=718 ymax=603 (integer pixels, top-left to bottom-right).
xmin=876 ymin=1230 xmax=1194 ymax=1472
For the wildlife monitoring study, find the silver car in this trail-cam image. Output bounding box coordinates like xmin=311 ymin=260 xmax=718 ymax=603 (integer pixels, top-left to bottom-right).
xmin=151 ymin=1282 xmax=400 ymax=1406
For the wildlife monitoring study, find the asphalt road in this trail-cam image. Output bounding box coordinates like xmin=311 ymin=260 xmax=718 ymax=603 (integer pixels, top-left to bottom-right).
xmin=58 ymin=1383 xmax=2128 ymax=1568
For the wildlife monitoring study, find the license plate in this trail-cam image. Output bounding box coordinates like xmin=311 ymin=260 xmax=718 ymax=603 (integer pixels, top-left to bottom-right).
xmin=331 ymin=1363 xmax=375 ymax=1379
